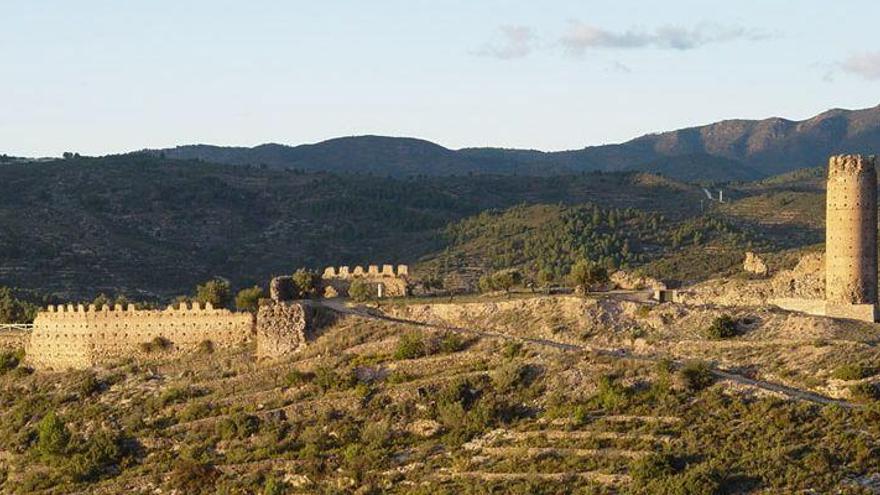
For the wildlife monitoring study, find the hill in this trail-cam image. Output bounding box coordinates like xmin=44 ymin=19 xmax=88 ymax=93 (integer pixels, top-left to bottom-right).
xmin=2 ymin=294 xmax=880 ymax=493
xmin=0 ymin=154 xmax=705 ymax=300
xmin=149 ymin=105 xmax=880 ymax=182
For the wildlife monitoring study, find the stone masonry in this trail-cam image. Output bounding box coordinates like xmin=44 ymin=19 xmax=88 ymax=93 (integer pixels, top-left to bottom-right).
xmin=26 ymin=302 xmax=254 ymax=370
xmin=255 ymin=301 xmax=311 ymax=359
xmin=825 ymin=154 xmax=878 ymax=322
xmin=321 ymin=264 xmax=409 ymax=298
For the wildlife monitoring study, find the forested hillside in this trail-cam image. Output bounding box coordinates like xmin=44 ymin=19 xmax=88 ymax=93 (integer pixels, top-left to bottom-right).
xmin=0 ymin=154 xmax=704 ymax=300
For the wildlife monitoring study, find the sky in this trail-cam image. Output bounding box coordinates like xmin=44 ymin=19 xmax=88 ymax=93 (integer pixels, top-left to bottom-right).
xmin=2 ymin=0 xmax=880 ymax=157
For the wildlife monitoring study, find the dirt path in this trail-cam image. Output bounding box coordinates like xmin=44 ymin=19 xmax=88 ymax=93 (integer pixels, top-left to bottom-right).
xmin=319 ymin=299 xmax=853 ymax=408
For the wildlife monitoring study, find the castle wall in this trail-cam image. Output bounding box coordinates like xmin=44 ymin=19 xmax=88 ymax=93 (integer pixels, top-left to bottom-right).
xmin=27 ymin=302 xmax=254 ymax=370
xmin=321 ymin=264 xmax=409 ymax=298
xmin=825 ymin=154 xmax=878 ymax=321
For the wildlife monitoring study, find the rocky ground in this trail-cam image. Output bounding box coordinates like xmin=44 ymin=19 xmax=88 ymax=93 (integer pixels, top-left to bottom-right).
xmin=2 ymin=291 xmax=880 ymax=494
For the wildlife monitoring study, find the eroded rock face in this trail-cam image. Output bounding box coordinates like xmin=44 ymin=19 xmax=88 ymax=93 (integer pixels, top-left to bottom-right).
xmin=256 ymin=302 xmax=310 ymax=359
xmin=743 ymin=252 xmax=769 ymax=276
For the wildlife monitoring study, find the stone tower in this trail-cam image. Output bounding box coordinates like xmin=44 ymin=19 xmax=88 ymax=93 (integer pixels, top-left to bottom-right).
xmin=825 ymin=154 xmax=878 ymax=322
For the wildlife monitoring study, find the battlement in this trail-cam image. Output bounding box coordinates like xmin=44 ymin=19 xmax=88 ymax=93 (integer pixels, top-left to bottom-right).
xmin=322 ymin=264 xmax=409 ymax=279
xmin=28 ymin=302 xmax=254 ymax=370
xmin=828 ymin=154 xmax=876 ymax=178
xmin=41 ymin=301 xmax=227 ymax=317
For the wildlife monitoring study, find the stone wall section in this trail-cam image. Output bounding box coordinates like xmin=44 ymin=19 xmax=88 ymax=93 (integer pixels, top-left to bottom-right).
xmin=27 ymin=302 xmax=253 ymax=370
xmin=321 ymin=264 xmax=409 ymax=298
xmin=255 ymin=302 xmax=310 ymax=359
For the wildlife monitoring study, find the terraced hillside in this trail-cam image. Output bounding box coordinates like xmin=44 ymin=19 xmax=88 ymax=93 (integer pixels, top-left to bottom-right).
xmin=3 ymin=295 xmax=880 ymax=494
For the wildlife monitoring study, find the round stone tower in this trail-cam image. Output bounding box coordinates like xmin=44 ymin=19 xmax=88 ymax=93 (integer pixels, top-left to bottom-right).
xmin=825 ymin=154 xmax=878 ymax=321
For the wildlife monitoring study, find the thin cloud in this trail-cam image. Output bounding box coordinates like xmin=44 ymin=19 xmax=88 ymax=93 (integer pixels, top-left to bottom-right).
xmin=561 ymin=21 xmax=769 ymax=55
xmin=474 ymin=25 xmax=536 ymax=60
xmin=841 ymin=51 xmax=880 ymax=80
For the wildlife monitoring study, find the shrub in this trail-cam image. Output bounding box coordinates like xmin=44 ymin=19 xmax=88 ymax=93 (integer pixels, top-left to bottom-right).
xmin=64 ymin=429 xmax=125 ymax=482
xmin=194 ymin=279 xmax=231 ymax=309
xmin=197 ymin=340 xmax=214 ymax=354
xmin=0 ymin=350 xmax=21 ymax=374
xmin=478 ymin=269 xmax=523 ymax=293
xmin=292 ymin=269 xmax=319 ymax=298
xmin=850 ymin=382 xmax=880 ymax=403
xmin=679 ymin=361 xmax=715 ymax=392
xmin=283 ymin=369 xmax=314 ymax=388
xmin=235 ymin=286 xmax=264 ymax=313
xmin=704 ymin=315 xmax=738 ymax=339
xmin=595 ymin=375 xmax=629 ymax=410
xmin=568 ymin=259 xmax=608 ymax=289
xmin=832 ymin=363 xmax=875 ymax=381
xmin=77 ymin=373 xmax=103 ymax=398
xmin=348 ymin=279 xmax=375 ymax=302
xmin=439 ymin=333 xmax=467 ymax=353
xmin=263 ymin=475 xmax=288 ymax=495
xmin=139 ymin=336 xmax=172 ymax=354
xmin=167 ymin=460 xmax=220 ymax=494
xmin=36 ymin=412 xmax=70 ymax=458
xmin=502 ymin=341 xmax=523 ymax=359
xmin=394 ymin=333 xmax=426 ymax=360
xmin=630 ymin=452 xmax=676 ymax=483
xmin=217 ymin=413 xmax=260 ymax=441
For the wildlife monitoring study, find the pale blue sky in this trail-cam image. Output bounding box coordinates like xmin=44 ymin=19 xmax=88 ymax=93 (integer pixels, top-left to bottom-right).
xmin=2 ymin=1 xmax=879 ymax=157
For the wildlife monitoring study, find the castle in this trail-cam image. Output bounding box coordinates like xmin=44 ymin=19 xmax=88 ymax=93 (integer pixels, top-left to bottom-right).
xmin=18 ymin=264 xmax=410 ymax=371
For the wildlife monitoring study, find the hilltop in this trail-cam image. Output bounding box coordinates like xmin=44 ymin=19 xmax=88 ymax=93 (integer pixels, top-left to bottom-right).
xmin=148 ymin=105 xmax=880 ymax=182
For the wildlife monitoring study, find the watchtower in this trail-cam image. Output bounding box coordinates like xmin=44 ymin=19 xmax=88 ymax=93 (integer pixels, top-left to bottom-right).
xmin=825 ymin=154 xmax=878 ymax=322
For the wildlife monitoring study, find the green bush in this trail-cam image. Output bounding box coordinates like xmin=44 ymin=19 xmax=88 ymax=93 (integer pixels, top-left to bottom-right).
xmin=0 ymin=350 xmax=21 ymax=375
xmin=439 ymin=333 xmax=467 ymax=353
xmin=704 ymin=315 xmax=738 ymax=339
xmin=194 ymin=279 xmax=231 ymax=309
xmin=292 ymin=269 xmax=319 ymax=298
xmin=850 ymin=382 xmax=880 ymax=403
xmin=568 ymin=259 xmax=608 ymax=289
xmin=348 ymin=279 xmax=375 ymax=302
xmin=217 ymin=413 xmax=261 ymax=441
xmin=679 ymin=361 xmax=715 ymax=392
xmin=832 ymin=363 xmax=876 ymax=381
xmin=263 ymin=475 xmax=288 ymax=495
xmin=394 ymin=333 xmax=426 ymax=360
xmin=478 ymin=269 xmax=523 ymax=293
xmin=630 ymin=452 xmax=676 ymax=483
xmin=36 ymin=412 xmax=70 ymax=458
xmin=235 ymin=286 xmax=264 ymax=313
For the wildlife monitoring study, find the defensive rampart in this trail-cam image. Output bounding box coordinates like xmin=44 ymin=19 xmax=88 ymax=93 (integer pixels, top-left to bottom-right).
xmin=321 ymin=264 xmax=409 ymax=298
xmin=27 ymin=302 xmax=254 ymax=370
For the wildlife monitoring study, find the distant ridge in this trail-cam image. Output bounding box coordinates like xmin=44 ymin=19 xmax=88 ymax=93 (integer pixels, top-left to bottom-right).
xmin=148 ymin=104 xmax=880 ymax=182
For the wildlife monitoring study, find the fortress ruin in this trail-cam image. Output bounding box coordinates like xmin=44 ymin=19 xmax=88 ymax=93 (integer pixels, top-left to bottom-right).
xmin=321 ymin=264 xmax=409 ymax=298
xmin=825 ymin=154 xmax=878 ymax=322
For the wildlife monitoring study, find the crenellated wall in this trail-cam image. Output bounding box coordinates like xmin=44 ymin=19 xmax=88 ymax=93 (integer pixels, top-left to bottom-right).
xmin=321 ymin=264 xmax=409 ymax=298
xmin=27 ymin=302 xmax=254 ymax=370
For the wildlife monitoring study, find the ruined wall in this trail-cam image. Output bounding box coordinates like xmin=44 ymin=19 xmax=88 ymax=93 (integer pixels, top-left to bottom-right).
xmin=825 ymin=154 xmax=878 ymax=320
xmin=321 ymin=264 xmax=409 ymax=298
xmin=255 ymin=301 xmax=310 ymax=359
xmin=27 ymin=302 xmax=254 ymax=370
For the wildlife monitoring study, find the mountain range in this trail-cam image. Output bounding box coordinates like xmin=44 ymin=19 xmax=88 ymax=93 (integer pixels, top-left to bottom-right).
xmin=149 ymin=104 xmax=880 ymax=182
